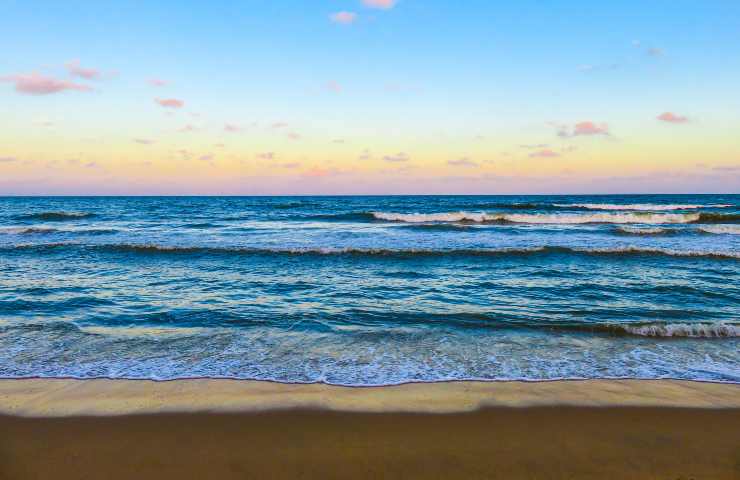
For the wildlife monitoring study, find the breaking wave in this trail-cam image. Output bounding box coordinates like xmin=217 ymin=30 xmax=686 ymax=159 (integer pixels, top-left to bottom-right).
xmin=372 ymin=211 xmax=703 ymax=224
xmin=698 ymin=225 xmax=740 ymax=235
xmin=620 ymin=322 xmax=738 ymax=338
xmin=554 ymin=203 xmax=733 ymax=211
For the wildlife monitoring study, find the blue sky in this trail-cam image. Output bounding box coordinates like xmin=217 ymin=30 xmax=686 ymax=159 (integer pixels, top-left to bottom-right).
xmin=1 ymin=0 xmax=739 ymax=194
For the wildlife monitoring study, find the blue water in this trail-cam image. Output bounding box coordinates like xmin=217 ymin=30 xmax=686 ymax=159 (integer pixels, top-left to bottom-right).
xmin=1 ymin=195 xmax=738 ymax=384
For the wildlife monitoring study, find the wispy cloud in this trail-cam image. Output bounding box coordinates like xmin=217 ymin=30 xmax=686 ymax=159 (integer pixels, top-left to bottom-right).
xmin=155 ymin=98 xmax=184 ymax=108
xmin=257 ymin=152 xmax=275 ymax=160
xmin=447 ymin=157 xmax=478 ymax=167
xmin=330 ymin=11 xmax=357 ymax=24
xmin=529 ymin=149 xmax=560 ymax=158
xmin=178 ymin=124 xmax=197 ymax=132
xmin=134 ymin=138 xmax=155 ymax=145
xmin=1 ymin=73 xmax=92 ymax=95
xmin=148 ymin=78 xmax=168 ymax=87
xmin=224 ymin=123 xmax=242 ymax=133
xmin=271 ymin=121 xmax=288 ymax=129
xmin=556 ymin=121 xmax=609 ymax=137
xmin=287 ymin=132 xmax=301 ymax=140
xmin=65 ymin=60 xmax=100 ymax=80
xmin=383 ymin=152 xmax=409 ymax=163
xmin=326 ymin=81 xmax=342 ymax=93
xmin=0 ymin=156 xmax=17 ymax=163
xmin=362 ymin=0 xmax=397 ymax=9
xmin=657 ymin=112 xmax=689 ymax=123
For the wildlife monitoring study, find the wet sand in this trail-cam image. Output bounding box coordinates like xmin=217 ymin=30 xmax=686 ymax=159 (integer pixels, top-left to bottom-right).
xmin=1 ymin=379 xmax=739 ymax=479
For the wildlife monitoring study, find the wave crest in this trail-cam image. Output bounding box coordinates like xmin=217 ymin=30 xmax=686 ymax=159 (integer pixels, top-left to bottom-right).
xmin=373 ymin=211 xmax=702 ymax=224
xmin=622 ymin=322 xmax=738 ymax=338
xmin=554 ymin=203 xmax=733 ymax=211
xmin=16 ymin=212 xmax=96 ymax=221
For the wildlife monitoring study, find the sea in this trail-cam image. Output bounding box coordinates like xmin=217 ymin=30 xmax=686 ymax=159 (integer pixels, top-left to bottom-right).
xmin=0 ymin=195 xmax=738 ymax=385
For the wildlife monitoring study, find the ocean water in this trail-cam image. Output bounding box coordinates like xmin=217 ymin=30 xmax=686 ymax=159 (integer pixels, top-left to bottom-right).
xmin=0 ymin=195 xmax=738 ymax=385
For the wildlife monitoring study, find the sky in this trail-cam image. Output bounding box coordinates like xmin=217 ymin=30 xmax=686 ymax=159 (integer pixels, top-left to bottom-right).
xmin=1 ymin=0 xmax=739 ymax=195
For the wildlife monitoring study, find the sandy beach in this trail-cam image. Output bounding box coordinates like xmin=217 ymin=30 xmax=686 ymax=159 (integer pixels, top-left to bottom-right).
xmin=1 ymin=379 xmax=739 ymax=479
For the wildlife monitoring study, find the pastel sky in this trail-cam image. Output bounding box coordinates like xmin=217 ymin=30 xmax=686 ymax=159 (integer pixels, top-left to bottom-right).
xmin=2 ymin=0 xmax=739 ymax=194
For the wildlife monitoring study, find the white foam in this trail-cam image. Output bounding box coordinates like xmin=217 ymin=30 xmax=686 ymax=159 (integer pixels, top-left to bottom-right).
xmin=616 ymin=226 xmax=669 ymax=235
xmin=555 ymin=203 xmax=733 ymax=211
xmin=623 ymin=322 xmax=738 ymax=338
xmin=698 ymin=225 xmax=740 ymax=235
xmin=373 ymin=211 xmax=700 ymax=224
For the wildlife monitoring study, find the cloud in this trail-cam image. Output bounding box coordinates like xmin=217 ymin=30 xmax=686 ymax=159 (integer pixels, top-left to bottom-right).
xmin=529 ymin=149 xmax=560 ymax=158
xmin=712 ymin=165 xmax=740 ymax=172
xmin=83 ymin=161 xmax=100 ymax=169
xmin=657 ymin=112 xmax=689 ymax=123
xmin=556 ymin=121 xmax=609 ymax=137
xmin=573 ymin=121 xmax=609 ymax=136
xmin=326 ymin=81 xmax=342 ymax=93
xmin=65 ymin=60 xmax=100 ymax=80
xmin=271 ymin=121 xmax=288 ymax=129
xmin=358 ymin=149 xmax=371 ymax=161
xmin=287 ymin=132 xmax=301 ymax=140
xmin=519 ymin=143 xmax=549 ymax=149
xmin=0 ymin=156 xmax=17 ymax=163
xmin=224 ymin=123 xmax=242 ymax=132
xmin=330 ymin=11 xmax=357 ymax=24
xmin=362 ymin=0 xmax=397 ymax=9
xmin=179 ymin=124 xmax=197 ymax=132
xmin=257 ymin=152 xmax=275 ymax=160
xmin=646 ymin=47 xmax=664 ymax=57
xmin=447 ymin=157 xmax=478 ymax=167
xmin=332 ymin=139 xmax=345 ymax=144
xmin=277 ymin=162 xmax=301 ymax=169
xmin=155 ymin=98 xmax=184 ymax=108
xmin=148 ymin=78 xmax=168 ymax=87
xmin=0 ymin=73 xmax=93 ymax=95
xmin=198 ymin=154 xmax=213 ymax=162
xmin=383 ymin=152 xmax=409 ymax=163
xmin=134 ymin=138 xmax=154 ymax=145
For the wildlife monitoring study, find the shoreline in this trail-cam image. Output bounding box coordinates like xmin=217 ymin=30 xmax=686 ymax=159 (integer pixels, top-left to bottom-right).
xmin=1 ymin=378 xmax=738 ymax=417
xmin=2 ymin=379 xmax=739 ymax=479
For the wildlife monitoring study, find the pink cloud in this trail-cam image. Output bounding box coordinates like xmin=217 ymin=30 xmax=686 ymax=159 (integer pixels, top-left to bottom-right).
xmin=179 ymin=124 xmax=197 ymax=132
xmin=529 ymin=149 xmax=560 ymax=158
xmin=657 ymin=112 xmax=689 ymax=123
xmin=224 ymin=124 xmax=242 ymax=132
xmin=134 ymin=138 xmax=154 ymax=145
xmin=287 ymin=132 xmax=301 ymax=140
xmin=362 ymin=0 xmax=397 ymax=9
xmin=257 ymin=152 xmax=275 ymax=160
xmin=148 ymin=78 xmax=168 ymax=87
xmin=155 ymin=98 xmax=184 ymax=108
xmin=573 ymin=121 xmax=609 ymax=136
xmin=0 ymin=156 xmax=17 ymax=163
xmin=65 ymin=60 xmax=100 ymax=80
xmin=383 ymin=152 xmax=409 ymax=163
xmin=330 ymin=11 xmax=357 ymax=24
xmin=0 ymin=73 xmax=92 ymax=95
xmin=271 ymin=121 xmax=288 ymax=129
xmin=447 ymin=157 xmax=478 ymax=167
xmin=326 ymin=81 xmax=342 ymax=93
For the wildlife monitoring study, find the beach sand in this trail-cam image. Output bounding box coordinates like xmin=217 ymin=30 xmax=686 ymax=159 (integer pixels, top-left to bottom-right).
xmin=1 ymin=379 xmax=739 ymax=479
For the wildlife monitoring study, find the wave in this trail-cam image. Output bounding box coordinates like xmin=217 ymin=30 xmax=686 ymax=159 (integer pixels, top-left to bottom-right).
xmin=614 ymin=226 xmax=673 ymax=236
xmin=0 ymin=227 xmax=117 ymax=236
xmin=620 ymin=322 xmax=738 ymax=338
xmin=0 ymin=227 xmax=58 ymax=235
xmin=692 ymin=213 xmax=740 ymax=224
xmin=372 ymin=211 xmax=703 ymax=224
xmin=7 ymin=243 xmax=737 ymax=259
xmin=15 ymin=212 xmax=96 ymax=221
xmin=554 ymin=203 xmax=733 ymax=211
xmin=698 ymin=225 xmax=740 ymax=235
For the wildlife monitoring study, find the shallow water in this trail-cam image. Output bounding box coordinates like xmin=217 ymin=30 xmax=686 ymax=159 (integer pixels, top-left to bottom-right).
xmin=0 ymin=195 xmax=738 ymax=384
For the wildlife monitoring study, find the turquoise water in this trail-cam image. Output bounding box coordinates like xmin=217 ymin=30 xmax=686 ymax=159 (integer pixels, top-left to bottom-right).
xmin=0 ymin=195 xmax=738 ymax=384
